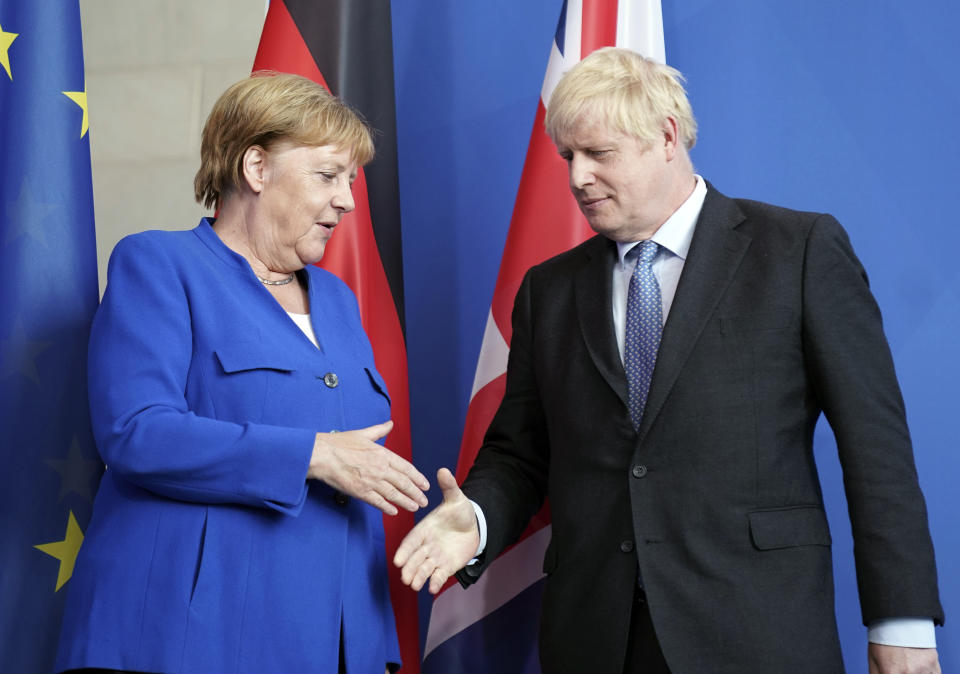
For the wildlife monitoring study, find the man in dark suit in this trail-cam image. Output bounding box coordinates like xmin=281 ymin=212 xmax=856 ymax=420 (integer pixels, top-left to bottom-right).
xmin=395 ymin=48 xmax=943 ymax=673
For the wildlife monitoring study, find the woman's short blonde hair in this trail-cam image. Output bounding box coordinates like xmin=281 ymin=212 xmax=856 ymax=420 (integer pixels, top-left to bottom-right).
xmin=194 ymin=71 xmax=375 ymax=210
xmin=545 ymin=47 xmax=697 ymax=151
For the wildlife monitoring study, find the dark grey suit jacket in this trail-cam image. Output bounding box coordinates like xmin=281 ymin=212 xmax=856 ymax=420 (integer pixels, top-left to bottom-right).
xmin=458 ymin=184 xmax=943 ymax=673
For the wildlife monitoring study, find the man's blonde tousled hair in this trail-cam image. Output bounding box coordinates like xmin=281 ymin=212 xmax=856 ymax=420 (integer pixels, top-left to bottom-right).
xmin=545 ymin=47 xmax=697 ymax=150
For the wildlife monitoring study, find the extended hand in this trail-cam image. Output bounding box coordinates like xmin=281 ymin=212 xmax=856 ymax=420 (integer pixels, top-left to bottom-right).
xmin=394 ymin=468 xmax=480 ymax=594
xmin=308 ymin=420 xmax=429 ymax=516
xmin=868 ymin=644 xmax=940 ymax=674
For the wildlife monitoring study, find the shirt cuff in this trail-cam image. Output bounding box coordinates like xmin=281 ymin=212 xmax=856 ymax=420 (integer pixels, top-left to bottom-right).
xmin=868 ymin=618 xmax=937 ymax=648
xmin=468 ymin=499 xmax=487 ymax=561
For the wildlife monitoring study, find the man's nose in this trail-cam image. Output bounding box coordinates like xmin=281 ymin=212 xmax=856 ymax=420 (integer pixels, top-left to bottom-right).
xmin=568 ymin=156 xmax=595 ymax=190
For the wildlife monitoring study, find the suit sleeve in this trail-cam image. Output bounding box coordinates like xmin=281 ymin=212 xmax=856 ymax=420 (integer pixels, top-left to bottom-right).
xmin=457 ymin=270 xmax=551 ymax=583
xmin=88 ymin=235 xmax=314 ymax=514
xmin=802 ymin=214 xmax=943 ymax=625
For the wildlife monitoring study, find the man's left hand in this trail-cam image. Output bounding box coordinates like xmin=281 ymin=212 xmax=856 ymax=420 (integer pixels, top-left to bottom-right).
xmin=868 ymin=643 xmax=940 ymax=674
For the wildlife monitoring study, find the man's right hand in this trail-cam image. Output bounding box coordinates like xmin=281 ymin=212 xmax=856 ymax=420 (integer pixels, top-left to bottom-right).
xmin=394 ymin=467 xmax=480 ymax=594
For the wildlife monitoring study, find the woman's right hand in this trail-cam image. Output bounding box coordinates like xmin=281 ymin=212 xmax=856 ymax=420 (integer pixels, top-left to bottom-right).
xmin=308 ymin=420 xmax=430 ymax=515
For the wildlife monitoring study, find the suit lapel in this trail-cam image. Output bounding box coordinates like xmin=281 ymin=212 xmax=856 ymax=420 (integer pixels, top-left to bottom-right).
xmin=574 ymin=236 xmax=628 ymax=407
xmin=637 ymin=186 xmax=752 ymax=443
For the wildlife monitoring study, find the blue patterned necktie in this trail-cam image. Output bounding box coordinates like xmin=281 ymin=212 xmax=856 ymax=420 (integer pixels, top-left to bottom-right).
xmin=624 ymin=240 xmax=662 ymax=429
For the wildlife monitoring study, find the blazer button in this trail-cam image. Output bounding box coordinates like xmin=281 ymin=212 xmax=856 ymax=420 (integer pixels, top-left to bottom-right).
xmin=632 ymin=464 xmax=648 ymax=478
xmin=334 ymin=492 xmax=349 ymax=506
xmin=620 ymin=540 xmax=635 ymax=553
xmin=322 ymin=372 xmax=339 ymax=388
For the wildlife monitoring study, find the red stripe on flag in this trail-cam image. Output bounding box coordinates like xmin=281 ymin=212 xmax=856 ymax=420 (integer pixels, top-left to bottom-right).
xmin=252 ymin=1 xmax=327 ymax=86
xmin=455 ymin=374 xmax=506 ymax=482
xmin=489 ymin=103 xmax=592 ymax=342
xmin=253 ymin=2 xmax=420 ymax=671
xmin=581 ymin=0 xmax=620 ymax=55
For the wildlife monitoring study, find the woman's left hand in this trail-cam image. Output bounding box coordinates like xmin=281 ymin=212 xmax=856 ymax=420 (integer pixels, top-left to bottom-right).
xmin=307 ymin=420 xmax=430 ymax=515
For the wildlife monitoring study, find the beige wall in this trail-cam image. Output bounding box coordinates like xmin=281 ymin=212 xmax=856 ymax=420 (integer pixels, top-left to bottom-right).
xmin=79 ymin=0 xmax=266 ymax=294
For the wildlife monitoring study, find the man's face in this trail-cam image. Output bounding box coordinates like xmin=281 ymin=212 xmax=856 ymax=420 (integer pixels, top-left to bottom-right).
xmin=556 ymin=116 xmax=675 ymax=242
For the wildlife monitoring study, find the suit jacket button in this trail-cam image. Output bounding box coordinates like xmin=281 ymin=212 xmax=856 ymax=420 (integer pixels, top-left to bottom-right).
xmin=322 ymin=372 xmax=339 ymax=388
xmin=632 ymin=464 xmax=648 ymax=478
xmin=334 ymin=492 xmax=349 ymax=506
xmin=620 ymin=540 xmax=635 ymax=553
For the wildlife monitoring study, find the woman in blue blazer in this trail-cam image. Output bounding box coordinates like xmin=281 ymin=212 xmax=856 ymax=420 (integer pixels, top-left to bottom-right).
xmin=55 ymin=73 xmax=429 ymax=674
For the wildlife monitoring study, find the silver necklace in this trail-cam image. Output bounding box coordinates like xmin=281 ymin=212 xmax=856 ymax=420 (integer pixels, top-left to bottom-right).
xmin=257 ymin=273 xmax=296 ymax=286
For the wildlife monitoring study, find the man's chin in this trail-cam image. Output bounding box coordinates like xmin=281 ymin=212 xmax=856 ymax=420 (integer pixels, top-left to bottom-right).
xmin=585 ymin=217 xmax=616 ymax=237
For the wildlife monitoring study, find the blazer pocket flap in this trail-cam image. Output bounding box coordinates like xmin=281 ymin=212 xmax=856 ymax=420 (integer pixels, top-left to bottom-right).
xmin=365 ymin=367 xmax=391 ymax=405
xmin=215 ymin=343 xmax=298 ymax=374
xmin=748 ymin=506 xmax=831 ymax=550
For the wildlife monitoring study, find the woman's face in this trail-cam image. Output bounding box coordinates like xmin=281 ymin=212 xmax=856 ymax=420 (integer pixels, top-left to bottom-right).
xmin=256 ymin=140 xmax=358 ymax=269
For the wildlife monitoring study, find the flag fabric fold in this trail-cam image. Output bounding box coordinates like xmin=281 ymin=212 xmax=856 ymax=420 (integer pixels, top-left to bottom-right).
xmin=252 ymin=2 xmax=419 ymax=671
xmin=0 ymin=1 xmax=101 ymax=671
xmin=424 ymin=1 xmax=664 ymax=671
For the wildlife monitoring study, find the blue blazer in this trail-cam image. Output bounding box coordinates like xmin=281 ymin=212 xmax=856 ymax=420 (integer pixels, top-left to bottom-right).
xmin=56 ymin=220 xmax=401 ymax=673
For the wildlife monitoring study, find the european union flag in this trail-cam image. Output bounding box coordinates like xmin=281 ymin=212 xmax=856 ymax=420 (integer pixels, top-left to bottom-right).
xmin=0 ymin=1 xmax=102 ymax=670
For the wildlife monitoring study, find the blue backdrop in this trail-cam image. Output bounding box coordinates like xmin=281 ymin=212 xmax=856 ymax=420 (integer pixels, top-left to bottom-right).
xmin=391 ymin=1 xmax=958 ymax=671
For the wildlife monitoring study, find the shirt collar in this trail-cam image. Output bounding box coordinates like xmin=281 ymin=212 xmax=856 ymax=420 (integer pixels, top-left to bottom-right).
xmin=616 ymin=175 xmax=707 ymax=264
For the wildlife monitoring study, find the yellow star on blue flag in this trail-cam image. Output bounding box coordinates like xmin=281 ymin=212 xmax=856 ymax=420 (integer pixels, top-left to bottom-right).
xmin=0 ymin=23 xmax=17 ymax=79
xmin=62 ymin=86 xmax=89 ymax=138
xmin=34 ymin=511 xmax=85 ymax=592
